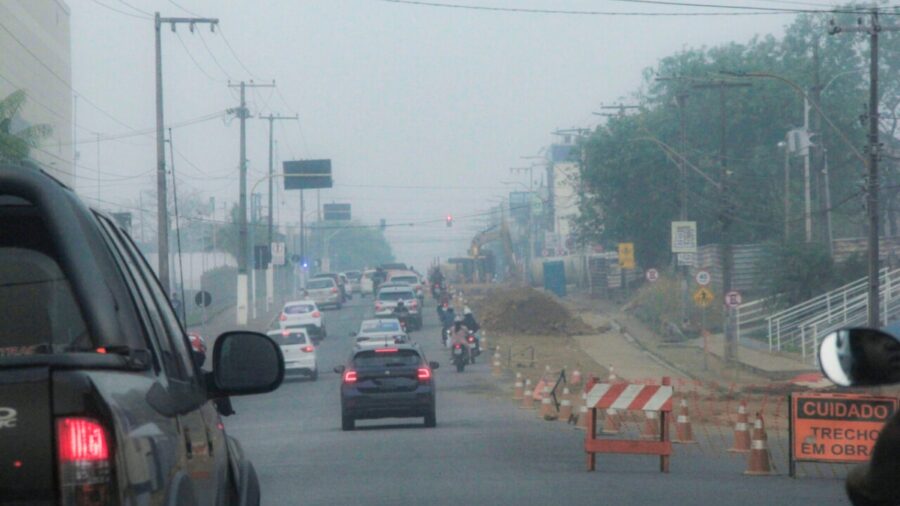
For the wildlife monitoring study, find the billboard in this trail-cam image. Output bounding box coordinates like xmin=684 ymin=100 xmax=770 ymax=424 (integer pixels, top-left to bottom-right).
xmin=283 ymin=159 xmax=333 ymax=190
xmin=323 ymin=203 xmax=351 ymax=221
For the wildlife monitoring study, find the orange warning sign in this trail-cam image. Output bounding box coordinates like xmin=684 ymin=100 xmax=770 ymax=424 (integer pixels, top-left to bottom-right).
xmin=790 ymin=393 xmax=897 ymax=466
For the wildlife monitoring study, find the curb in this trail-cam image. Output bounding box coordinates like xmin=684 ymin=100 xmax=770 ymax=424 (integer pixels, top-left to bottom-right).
xmin=610 ymin=318 xmax=704 ymax=384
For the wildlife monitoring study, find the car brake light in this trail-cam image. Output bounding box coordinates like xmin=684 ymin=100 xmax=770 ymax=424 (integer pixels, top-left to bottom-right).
xmin=302 ymin=345 xmax=315 ymax=353
xmin=409 ymin=300 xmax=418 ymax=309
xmin=279 ymin=313 xmax=287 ymax=321
xmin=56 ymin=417 xmax=113 ymax=504
xmin=312 ymin=311 xmax=321 ymax=318
xmin=467 ymin=336 xmax=474 ymax=343
xmin=331 ymin=287 xmax=338 ymax=293
xmin=343 ymin=370 xmax=357 ymax=383
xmin=281 ymin=329 xmax=290 ymax=337
xmin=454 ymin=343 xmax=462 ymax=349
xmin=375 ymin=302 xmax=383 ymax=310
xmin=417 ymin=367 xmax=432 ymax=381
xmin=375 ymin=348 xmax=398 ymax=353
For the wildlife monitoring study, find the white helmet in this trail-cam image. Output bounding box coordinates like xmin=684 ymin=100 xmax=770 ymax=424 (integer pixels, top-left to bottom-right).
xmin=463 ymin=306 xmax=472 ymax=315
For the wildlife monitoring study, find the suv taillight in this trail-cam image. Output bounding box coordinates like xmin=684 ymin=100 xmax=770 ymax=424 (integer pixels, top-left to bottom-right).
xmin=417 ymin=367 xmax=432 ymax=381
xmin=56 ymin=417 xmax=113 ymax=505
xmin=375 ymin=302 xmax=383 ymax=311
xmin=343 ymin=370 xmax=358 ymax=383
xmin=409 ymin=300 xmax=418 ymax=309
xmin=331 ymin=287 xmax=338 ymax=294
xmin=279 ymin=313 xmax=287 ymax=321
xmin=312 ymin=311 xmax=321 ymax=318
xmin=302 ymin=345 xmax=315 ymax=353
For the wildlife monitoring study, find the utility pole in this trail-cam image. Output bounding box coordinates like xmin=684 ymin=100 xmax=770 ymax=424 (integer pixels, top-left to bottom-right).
xmin=259 ymin=113 xmax=298 ymax=247
xmin=830 ymin=10 xmax=900 ymax=326
xmin=810 ymin=39 xmax=833 ymax=254
xmin=155 ymin=13 xmax=218 ymax=292
xmin=228 ymin=80 xmax=275 ymax=325
xmin=692 ymin=80 xmax=751 ymax=363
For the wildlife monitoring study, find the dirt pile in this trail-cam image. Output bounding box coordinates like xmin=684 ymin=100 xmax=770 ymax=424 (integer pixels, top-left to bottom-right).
xmin=474 ymin=287 xmax=593 ymax=336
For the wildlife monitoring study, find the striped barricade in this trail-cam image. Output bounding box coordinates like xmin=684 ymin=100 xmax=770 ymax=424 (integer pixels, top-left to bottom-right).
xmin=584 ymin=377 xmax=674 ymax=473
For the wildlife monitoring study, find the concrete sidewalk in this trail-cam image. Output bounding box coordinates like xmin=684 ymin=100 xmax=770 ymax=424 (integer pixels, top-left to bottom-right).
xmin=694 ymin=332 xmax=816 ymax=379
xmin=575 ymin=311 xmax=689 ymax=382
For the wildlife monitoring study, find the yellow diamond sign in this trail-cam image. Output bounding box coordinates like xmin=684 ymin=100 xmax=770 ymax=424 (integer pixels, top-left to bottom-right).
xmin=693 ymin=287 xmax=714 ymax=308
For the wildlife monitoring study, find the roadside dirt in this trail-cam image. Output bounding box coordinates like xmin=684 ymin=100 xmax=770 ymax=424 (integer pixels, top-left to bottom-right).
xmin=471 ymin=286 xmax=593 ymax=336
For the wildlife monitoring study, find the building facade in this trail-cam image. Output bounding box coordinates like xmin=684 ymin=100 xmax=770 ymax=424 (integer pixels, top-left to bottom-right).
xmin=0 ymin=0 xmax=72 ymax=185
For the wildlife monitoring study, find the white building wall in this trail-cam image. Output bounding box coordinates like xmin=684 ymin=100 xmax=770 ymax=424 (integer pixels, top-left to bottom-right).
xmin=552 ymin=161 xmax=580 ymax=240
xmin=0 ymin=0 xmax=72 ymax=185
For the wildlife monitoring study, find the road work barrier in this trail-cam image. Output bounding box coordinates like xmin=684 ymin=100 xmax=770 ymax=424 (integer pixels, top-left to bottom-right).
xmin=788 ymin=393 xmax=898 ymax=477
xmin=584 ymin=377 xmax=674 ymax=473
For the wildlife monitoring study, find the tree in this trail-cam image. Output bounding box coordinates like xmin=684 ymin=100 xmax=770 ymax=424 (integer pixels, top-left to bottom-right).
xmin=309 ymin=222 xmax=394 ymax=271
xmin=0 ymin=90 xmax=51 ymax=162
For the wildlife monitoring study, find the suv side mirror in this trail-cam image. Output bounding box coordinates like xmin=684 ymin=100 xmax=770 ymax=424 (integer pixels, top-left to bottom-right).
xmin=429 ymin=361 xmax=440 ymax=370
xmin=820 ymin=328 xmax=900 ymax=387
xmin=333 ymin=365 xmax=345 ymax=374
xmin=211 ymin=331 xmax=284 ymax=396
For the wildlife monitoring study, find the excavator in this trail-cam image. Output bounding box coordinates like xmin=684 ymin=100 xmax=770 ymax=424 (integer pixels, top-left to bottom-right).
xmin=469 ymin=220 xmax=516 ymax=282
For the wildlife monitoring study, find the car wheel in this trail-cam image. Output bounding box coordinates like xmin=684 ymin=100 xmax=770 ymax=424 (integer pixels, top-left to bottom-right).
xmin=425 ymin=407 xmax=436 ymax=428
xmin=342 ymin=413 xmax=355 ymax=431
xmin=310 ymin=369 xmax=318 ymax=381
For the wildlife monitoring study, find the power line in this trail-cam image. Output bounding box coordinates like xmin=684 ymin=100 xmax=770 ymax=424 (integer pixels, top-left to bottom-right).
xmin=167 ymin=0 xmax=203 ymax=17
xmin=376 ymin=0 xmax=900 ymax=15
xmin=197 ymin=29 xmax=233 ymax=81
xmin=174 ymin=30 xmax=220 ymax=82
xmin=0 ymin=19 xmax=144 ymax=134
xmin=117 ymin=0 xmax=153 ymax=16
xmin=90 ymin=0 xmax=151 ymax=20
xmin=217 ymin=26 xmax=257 ymax=78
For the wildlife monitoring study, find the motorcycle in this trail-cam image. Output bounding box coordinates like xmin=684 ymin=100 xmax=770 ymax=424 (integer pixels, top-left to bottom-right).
xmin=818 ymin=327 xmax=900 ymax=505
xmin=393 ymin=306 xmax=412 ymax=333
xmin=441 ymin=325 xmax=451 ymax=347
xmin=466 ymin=331 xmax=480 ymax=363
xmin=451 ymin=342 xmax=469 ymax=372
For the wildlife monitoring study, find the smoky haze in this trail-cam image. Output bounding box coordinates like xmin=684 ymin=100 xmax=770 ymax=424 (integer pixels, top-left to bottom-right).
xmin=69 ymin=0 xmax=792 ymax=269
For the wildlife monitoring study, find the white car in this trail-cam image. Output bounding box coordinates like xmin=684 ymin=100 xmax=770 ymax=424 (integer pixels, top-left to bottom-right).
xmin=352 ymin=318 xmax=409 ymax=346
xmin=344 ymin=270 xmax=362 ymax=293
xmin=266 ymin=325 xmax=318 ymax=380
xmin=386 ymin=270 xmax=424 ymax=300
xmin=360 ymin=269 xmax=376 ymax=297
xmin=279 ymin=300 xmax=326 ymax=340
xmin=374 ymin=286 xmax=422 ymax=330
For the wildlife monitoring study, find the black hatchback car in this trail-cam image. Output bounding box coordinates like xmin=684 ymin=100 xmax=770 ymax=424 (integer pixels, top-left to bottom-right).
xmin=335 ymin=344 xmax=438 ymax=430
xmin=0 ymin=162 xmax=283 ymax=505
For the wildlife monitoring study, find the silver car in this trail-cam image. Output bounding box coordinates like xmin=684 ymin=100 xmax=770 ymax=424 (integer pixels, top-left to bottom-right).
xmin=374 ymin=286 xmax=422 ymax=329
xmin=302 ymin=277 xmax=342 ymax=309
xmin=351 ymin=318 xmax=409 ymax=346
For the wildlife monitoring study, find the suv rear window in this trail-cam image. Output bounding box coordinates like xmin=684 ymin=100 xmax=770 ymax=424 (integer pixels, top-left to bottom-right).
xmin=284 ymin=304 xmax=315 ymax=314
xmin=307 ymin=279 xmax=334 ymax=289
xmin=0 ymin=213 xmax=89 ymax=356
xmin=377 ymin=290 xmax=414 ymax=301
xmin=353 ymin=349 xmax=422 ymax=368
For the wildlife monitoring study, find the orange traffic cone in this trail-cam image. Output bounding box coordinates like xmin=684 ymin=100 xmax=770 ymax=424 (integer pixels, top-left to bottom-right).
xmin=558 ymin=387 xmax=573 ymax=422
xmin=570 ymin=369 xmax=582 ymax=386
xmin=607 ymin=365 xmax=619 ymax=383
xmin=576 ymin=404 xmax=590 ymax=430
xmin=532 ymin=379 xmax=546 ymax=401
xmin=744 ymin=414 xmax=773 ymax=475
xmin=520 ymin=381 xmax=534 ymax=409
xmin=640 ymin=410 xmax=660 ymax=440
xmin=492 ymin=358 xmax=502 ymax=377
xmin=538 ymin=386 xmax=552 ymax=418
xmin=674 ymin=398 xmax=696 ymax=444
xmin=728 ymin=400 xmax=751 ymax=453
xmin=602 ymin=408 xmax=621 ymax=434
xmin=539 ymin=391 xmax=555 ymax=419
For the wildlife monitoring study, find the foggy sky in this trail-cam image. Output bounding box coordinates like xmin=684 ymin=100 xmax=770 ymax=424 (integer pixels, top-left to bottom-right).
xmin=68 ymin=0 xmax=809 ymax=269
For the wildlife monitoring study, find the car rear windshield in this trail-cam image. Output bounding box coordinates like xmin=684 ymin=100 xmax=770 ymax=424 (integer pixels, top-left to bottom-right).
xmin=377 ymin=290 xmax=414 ymax=301
xmin=273 ymin=330 xmax=309 ymax=346
xmin=285 ymin=304 xmax=315 ymax=314
xmin=361 ymin=321 xmax=401 ymax=333
xmin=353 ymin=349 xmax=421 ymax=368
xmin=0 ymin=209 xmax=90 ymax=356
xmin=391 ymin=276 xmax=418 ymax=284
xmin=345 ymin=271 xmax=361 ymax=280
xmin=307 ymin=279 xmax=334 ymax=289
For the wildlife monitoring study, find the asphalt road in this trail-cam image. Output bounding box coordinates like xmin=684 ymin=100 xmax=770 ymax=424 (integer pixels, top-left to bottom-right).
xmin=222 ymin=296 xmax=851 ymax=506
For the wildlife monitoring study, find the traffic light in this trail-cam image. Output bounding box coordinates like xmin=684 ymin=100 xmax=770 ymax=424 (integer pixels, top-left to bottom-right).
xmin=446 ymin=215 xmax=453 ymax=227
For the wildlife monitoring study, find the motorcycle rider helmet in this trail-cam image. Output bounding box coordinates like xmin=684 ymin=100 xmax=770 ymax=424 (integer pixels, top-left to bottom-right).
xmin=463 ymin=306 xmax=472 ymax=315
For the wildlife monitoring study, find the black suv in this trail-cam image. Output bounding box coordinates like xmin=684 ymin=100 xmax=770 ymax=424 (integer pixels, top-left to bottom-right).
xmin=334 ymin=344 xmax=439 ymax=430
xmin=0 ymin=163 xmax=284 ymax=505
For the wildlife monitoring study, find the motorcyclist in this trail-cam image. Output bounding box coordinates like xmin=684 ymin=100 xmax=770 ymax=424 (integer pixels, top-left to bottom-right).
xmin=393 ymin=300 xmax=411 ymax=329
xmin=462 ymin=306 xmax=480 ymax=334
xmin=440 ymin=306 xmax=456 ymax=329
xmin=449 ymin=317 xmax=470 ymax=349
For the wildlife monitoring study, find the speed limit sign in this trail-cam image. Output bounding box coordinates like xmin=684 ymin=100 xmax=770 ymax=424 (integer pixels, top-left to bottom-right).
xmin=695 ymin=269 xmax=711 ymax=286
xmin=646 ymin=268 xmax=659 ymax=282
xmin=725 ymin=290 xmax=743 ymax=308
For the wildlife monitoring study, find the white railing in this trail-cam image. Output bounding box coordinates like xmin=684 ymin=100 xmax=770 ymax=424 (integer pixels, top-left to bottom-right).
xmin=767 ymin=268 xmax=900 ymax=364
xmin=735 ymin=297 xmax=769 ymax=344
